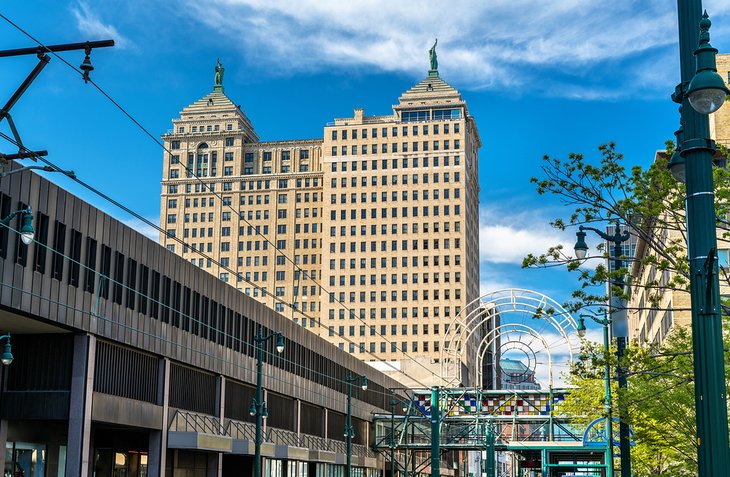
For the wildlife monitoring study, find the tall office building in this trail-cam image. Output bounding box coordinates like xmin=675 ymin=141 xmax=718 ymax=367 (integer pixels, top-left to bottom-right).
xmin=160 ymin=60 xmax=481 ymax=385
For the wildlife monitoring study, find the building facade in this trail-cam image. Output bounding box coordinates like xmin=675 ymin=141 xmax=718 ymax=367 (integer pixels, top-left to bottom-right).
xmin=0 ymin=165 xmax=408 ymax=477
xmin=160 ymin=64 xmax=482 ymax=386
xmin=498 ymin=359 xmax=539 ymax=390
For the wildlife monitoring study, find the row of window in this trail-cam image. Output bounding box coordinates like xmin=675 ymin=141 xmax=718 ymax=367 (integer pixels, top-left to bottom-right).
xmin=333 ymin=323 xmax=446 ymax=337
xmin=170 ymin=163 xmax=312 ymax=179
xmin=169 ymin=203 xmax=320 ymax=226
xmin=328 ymin=269 xmax=463 ymax=286
xmin=331 ymin=174 xmax=461 ymax=191
xmin=328 ymin=288 xmax=462 ymax=304
xmin=172 ymin=207 xmax=320 ymax=224
xmin=330 ymin=155 xmax=460 ymax=172
xmin=174 ymin=124 xmax=236 ymax=134
xmin=327 ymin=204 xmax=462 ymax=221
xmin=328 ymin=221 xmax=461 ymax=237
xmin=330 ymin=140 xmax=460 ymax=156
xmin=165 ymin=174 xmax=323 ymax=196
xmin=341 ymin=341 xmax=443 ymax=354
xmin=243 ymin=164 xmax=311 ymax=175
xmin=326 ymin=237 xmax=461 ymax=254
xmin=330 ymin=189 xmax=461 ymax=206
xmin=328 ymin=306 xmax=461 ymax=321
xmin=244 ymin=150 xmax=310 ymax=162
xmin=330 ymin=121 xmax=460 ymax=141
xmin=327 ymin=254 xmax=463 ymax=271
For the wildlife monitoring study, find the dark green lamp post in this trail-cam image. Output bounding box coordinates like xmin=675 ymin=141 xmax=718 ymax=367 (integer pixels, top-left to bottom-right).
xmin=345 ymin=373 xmax=367 ymax=477
xmin=578 ymin=315 xmax=613 ymax=477
xmin=574 ymin=225 xmax=630 ymax=477
xmin=670 ymin=4 xmax=730 ymax=477
xmin=0 ymin=208 xmax=34 ymax=245
xmin=250 ymin=329 xmax=284 ymax=477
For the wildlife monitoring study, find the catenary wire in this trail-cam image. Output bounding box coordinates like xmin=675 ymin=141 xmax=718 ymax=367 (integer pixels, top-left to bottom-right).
xmin=0 ymin=14 xmax=445 ymax=380
xmin=0 ymin=133 xmax=433 ymax=387
xmin=0 ymin=221 xmax=418 ymax=404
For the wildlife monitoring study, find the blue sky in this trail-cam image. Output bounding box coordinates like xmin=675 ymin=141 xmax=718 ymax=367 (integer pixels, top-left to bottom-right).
xmin=2 ymin=1 xmax=730 ymax=362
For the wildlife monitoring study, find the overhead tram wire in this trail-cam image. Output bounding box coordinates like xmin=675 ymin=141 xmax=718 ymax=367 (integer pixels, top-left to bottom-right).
xmin=0 ymin=279 xmax=391 ymax=415
xmin=0 ymin=16 xmax=440 ymax=381
xmin=0 ymin=139 xmax=433 ymax=389
xmin=0 ymin=220 xmax=416 ymax=404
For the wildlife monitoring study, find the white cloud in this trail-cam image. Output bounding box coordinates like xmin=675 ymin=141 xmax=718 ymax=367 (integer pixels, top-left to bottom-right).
xmin=167 ymin=0 xmax=730 ymax=98
xmin=71 ymin=1 xmax=131 ymax=49
xmin=480 ymin=277 xmax=516 ymax=296
xmin=122 ymin=217 xmax=160 ymax=241
xmin=479 ymin=204 xmax=572 ymax=265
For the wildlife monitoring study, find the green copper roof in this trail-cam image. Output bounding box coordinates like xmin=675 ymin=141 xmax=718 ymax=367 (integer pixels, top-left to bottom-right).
xmin=499 ymin=358 xmax=530 ymax=373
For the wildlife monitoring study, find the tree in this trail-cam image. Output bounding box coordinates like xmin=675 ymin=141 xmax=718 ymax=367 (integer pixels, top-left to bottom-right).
xmin=524 ymin=141 xmax=730 ymax=476
xmin=522 ymin=141 xmax=730 ymax=312
xmin=560 ymin=326 xmax=729 ymax=476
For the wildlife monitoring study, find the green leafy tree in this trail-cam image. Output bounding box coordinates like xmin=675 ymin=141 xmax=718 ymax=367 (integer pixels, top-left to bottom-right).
xmin=524 ymin=142 xmax=730 ymax=476
xmin=560 ymin=327 xmax=730 ymax=476
xmin=523 ymin=141 xmax=730 ymax=312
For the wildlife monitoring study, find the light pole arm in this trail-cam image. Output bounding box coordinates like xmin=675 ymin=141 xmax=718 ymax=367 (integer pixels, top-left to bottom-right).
xmin=0 ymin=207 xmax=31 ymax=226
xmin=255 ymin=331 xmax=280 ymax=343
xmin=583 ymin=314 xmax=611 ymax=327
xmin=579 ymin=225 xmax=631 ymax=246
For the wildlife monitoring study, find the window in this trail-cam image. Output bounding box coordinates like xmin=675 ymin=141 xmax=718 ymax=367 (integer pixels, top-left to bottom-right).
xmin=720 ymin=249 xmax=730 ymax=268
xmin=225 ymin=137 xmax=234 ymax=146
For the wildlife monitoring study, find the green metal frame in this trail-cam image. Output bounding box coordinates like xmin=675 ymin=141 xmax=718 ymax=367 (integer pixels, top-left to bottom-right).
xmin=374 ymin=388 xmax=607 ymax=477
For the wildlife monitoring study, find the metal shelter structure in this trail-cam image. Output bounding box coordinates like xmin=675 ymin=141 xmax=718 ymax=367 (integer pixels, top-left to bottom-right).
xmin=372 ymin=289 xmax=610 ymax=477
xmin=373 ymin=388 xmax=611 ymax=477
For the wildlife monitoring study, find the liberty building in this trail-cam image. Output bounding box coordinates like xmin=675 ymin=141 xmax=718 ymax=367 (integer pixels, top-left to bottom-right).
xmin=160 ymin=55 xmax=482 ymax=385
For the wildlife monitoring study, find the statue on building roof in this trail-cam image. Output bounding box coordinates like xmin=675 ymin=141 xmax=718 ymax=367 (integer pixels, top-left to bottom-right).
xmin=429 ymin=39 xmax=438 ymax=72
xmin=214 ymin=59 xmax=225 ymax=92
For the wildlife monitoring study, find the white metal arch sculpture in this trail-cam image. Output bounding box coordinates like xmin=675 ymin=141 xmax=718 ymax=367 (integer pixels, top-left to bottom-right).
xmin=439 ymin=288 xmax=580 ymax=388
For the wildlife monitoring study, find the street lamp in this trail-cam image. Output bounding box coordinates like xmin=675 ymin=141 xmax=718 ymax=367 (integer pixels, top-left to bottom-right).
xmin=0 ymin=208 xmax=34 ymax=245
xmin=0 ymin=334 xmax=13 ymax=366
xmin=250 ymin=328 xmax=284 ymax=477
xmin=669 ymin=4 xmax=730 ymax=477
xmin=685 ymin=14 xmax=730 ymax=115
xmin=574 ymin=225 xmax=631 ymax=477
xmin=668 ymin=122 xmax=686 ymax=183
xmin=345 ymin=373 xmax=367 ymax=477
xmin=578 ymin=314 xmax=614 ymax=477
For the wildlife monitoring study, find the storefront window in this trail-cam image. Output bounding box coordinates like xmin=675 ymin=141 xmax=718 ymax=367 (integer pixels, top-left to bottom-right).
xmin=263 ymin=458 xmax=282 ymax=477
xmin=5 ymin=442 xmax=46 ymax=477
xmin=93 ymin=449 xmax=147 ymax=476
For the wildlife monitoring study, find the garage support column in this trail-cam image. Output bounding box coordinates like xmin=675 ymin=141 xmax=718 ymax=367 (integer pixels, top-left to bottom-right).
xmin=148 ymin=357 xmax=170 ymax=477
xmin=207 ymin=375 xmax=225 ymax=477
xmin=0 ymin=419 xmax=7 ymax=472
xmin=66 ymin=334 xmax=96 ymax=477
